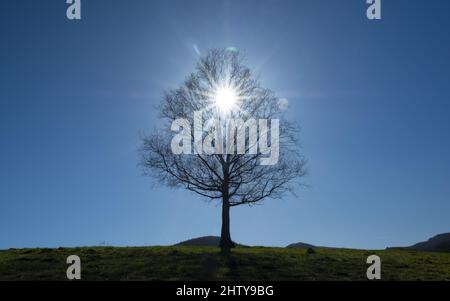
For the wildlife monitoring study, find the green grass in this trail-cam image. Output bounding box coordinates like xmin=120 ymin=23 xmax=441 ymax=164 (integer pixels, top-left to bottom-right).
xmin=1 ymin=246 xmax=449 ymax=281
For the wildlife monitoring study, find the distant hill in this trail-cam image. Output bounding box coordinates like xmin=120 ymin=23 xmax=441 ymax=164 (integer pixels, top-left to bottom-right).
xmin=177 ymin=237 xmax=319 ymax=249
xmin=388 ymin=233 xmax=450 ymax=253
xmin=286 ymin=242 xmax=316 ymax=249
xmin=175 ymin=236 xmax=222 ymax=247
xmin=175 ymin=236 xmax=247 ymax=247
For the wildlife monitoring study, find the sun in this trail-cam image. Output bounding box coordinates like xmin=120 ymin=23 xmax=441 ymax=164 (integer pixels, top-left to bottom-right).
xmin=214 ymin=86 xmax=237 ymax=114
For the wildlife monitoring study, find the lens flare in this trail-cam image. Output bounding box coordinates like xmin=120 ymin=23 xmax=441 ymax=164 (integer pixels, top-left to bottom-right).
xmin=214 ymin=87 xmax=237 ymax=114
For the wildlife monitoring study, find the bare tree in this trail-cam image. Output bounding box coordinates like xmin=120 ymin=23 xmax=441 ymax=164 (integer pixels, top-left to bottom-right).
xmin=140 ymin=49 xmax=306 ymax=254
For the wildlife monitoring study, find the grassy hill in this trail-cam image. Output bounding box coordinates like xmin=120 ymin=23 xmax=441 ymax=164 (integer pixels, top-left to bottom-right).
xmin=1 ymin=246 xmax=449 ymax=281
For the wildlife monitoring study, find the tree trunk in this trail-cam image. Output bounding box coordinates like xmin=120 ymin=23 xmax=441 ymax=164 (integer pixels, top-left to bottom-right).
xmin=220 ymin=158 xmax=235 ymax=255
xmin=220 ymin=198 xmax=234 ymax=255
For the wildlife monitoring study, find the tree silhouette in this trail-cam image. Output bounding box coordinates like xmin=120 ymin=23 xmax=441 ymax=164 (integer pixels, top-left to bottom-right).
xmin=140 ymin=49 xmax=306 ymax=254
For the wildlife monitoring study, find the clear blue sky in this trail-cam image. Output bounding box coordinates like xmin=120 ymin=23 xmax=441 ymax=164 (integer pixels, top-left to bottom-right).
xmin=1 ymin=0 xmax=449 ymax=250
